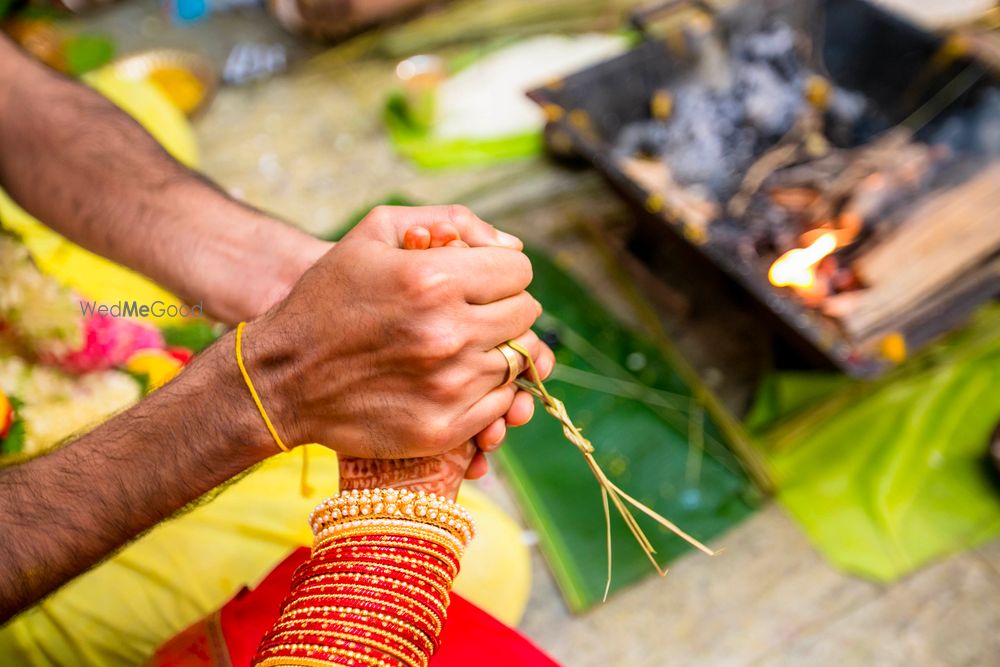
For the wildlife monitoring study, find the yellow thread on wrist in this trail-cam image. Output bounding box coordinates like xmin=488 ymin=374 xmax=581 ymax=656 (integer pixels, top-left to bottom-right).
xmin=235 ymin=321 xmax=290 ymax=453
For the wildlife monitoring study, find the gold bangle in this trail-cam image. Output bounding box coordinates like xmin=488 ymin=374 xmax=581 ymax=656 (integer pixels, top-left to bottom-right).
xmin=312 ymin=517 xmax=470 ymax=553
xmin=310 ymin=489 xmax=475 ymax=544
xmin=313 ymin=521 xmax=466 ymax=558
xmin=313 ymin=516 xmax=472 ymax=550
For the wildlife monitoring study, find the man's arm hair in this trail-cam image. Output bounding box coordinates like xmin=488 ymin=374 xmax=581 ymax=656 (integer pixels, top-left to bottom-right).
xmin=0 ymin=333 xmax=273 ymax=622
xmin=0 ymin=37 xmax=326 ymax=323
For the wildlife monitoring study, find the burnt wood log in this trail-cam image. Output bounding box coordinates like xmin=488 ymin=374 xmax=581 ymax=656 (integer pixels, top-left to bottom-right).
xmin=824 ymin=161 xmax=1000 ymax=339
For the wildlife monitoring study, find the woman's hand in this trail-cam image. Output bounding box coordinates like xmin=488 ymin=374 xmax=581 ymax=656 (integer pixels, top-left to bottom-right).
xmin=337 ymin=221 xmax=554 ymax=499
xmin=338 ymin=444 xmax=475 ymax=501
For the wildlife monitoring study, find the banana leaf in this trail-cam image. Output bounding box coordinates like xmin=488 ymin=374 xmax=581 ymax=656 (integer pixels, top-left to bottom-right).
xmin=384 ymin=91 xmax=543 ymax=169
xmin=496 ymin=250 xmax=758 ymax=612
xmin=753 ymin=305 xmax=1000 ymax=581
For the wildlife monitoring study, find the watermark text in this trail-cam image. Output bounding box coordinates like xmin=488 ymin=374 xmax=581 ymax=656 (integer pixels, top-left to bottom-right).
xmin=80 ymin=300 xmax=204 ymax=319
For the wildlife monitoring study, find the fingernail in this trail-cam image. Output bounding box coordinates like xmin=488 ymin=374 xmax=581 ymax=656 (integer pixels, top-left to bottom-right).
xmin=496 ymin=231 xmax=522 ymax=249
xmin=534 ymin=299 xmax=543 ymax=315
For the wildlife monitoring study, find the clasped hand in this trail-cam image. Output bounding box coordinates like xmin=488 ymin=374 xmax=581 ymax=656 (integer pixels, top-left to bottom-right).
xmin=242 ymin=205 xmax=553 ymax=493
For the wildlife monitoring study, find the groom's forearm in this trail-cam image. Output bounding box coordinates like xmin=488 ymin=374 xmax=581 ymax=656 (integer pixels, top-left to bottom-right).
xmin=0 ymin=331 xmax=274 ymax=622
xmin=0 ymin=37 xmax=328 ymax=323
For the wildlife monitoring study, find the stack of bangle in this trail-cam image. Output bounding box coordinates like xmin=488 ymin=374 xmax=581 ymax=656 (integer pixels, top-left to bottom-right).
xmin=253 ymin=489 xmax=475 ymax=667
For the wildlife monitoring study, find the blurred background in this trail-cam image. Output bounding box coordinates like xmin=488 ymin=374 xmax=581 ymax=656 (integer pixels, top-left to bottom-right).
xmin=1 ymin=0 xmax=999 ymax=665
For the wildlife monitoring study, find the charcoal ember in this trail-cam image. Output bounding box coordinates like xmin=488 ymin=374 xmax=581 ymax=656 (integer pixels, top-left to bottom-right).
xmin=733 ymin=21 xmax=800 ymax=81
xmin=928 ymin=87 xmax=1000 ymax=157
xmin=651 ymin=85 xmax=747 ymax=192
xmin=736 ymin=61 xmax=802 ymax=136
xmin=825 ymin=88 xmax=870 ymax=146
xmin=830 ymin=264 xmax=861 ymax=293
xmin=743 ymin=191 xmax=801 ymax=245
xmin=614 ymin=120 xmax=671 ymax=158
xmin=613 ymin=19 xmax=864 ymax=202
xmin=973 ymin=90 xmax=1000 ymax=156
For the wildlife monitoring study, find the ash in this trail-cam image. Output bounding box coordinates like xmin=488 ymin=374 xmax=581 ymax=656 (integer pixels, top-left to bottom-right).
xmin=928 ymin=87 xmax=1000 ymax=158
xmin=615 ymin=21 xmax=867 ymax=198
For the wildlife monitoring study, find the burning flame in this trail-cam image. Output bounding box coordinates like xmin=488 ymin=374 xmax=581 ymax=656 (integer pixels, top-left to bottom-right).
xmin=768 ymin=232 xmax=838 ymax=289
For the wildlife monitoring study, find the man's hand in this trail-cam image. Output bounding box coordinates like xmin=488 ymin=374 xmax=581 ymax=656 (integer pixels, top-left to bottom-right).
xmin=0 ymin=35 xmax=331 ymax=326
xmin=242 ymin=205 xmax=553 ymax=460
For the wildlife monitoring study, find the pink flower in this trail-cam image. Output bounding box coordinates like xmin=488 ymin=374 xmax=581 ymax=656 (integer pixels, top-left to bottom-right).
xmin=56 ymin=314 xmax=165 ymax=374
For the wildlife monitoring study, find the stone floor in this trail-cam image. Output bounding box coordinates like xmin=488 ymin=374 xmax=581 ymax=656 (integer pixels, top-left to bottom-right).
xmin=74 ymin=1 xmax=1000 ymax=664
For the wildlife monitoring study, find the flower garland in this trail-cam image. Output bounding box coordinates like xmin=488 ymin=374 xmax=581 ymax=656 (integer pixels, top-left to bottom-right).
xmin=0 ymin=232 xmax=199 ymax=456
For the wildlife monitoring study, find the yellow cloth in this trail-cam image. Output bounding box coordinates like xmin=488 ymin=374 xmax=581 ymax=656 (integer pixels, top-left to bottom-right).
xmin=0 ymin=66 xmax=196 ymax=326
xmin=0 ymin=446 xmax=531 ymax=666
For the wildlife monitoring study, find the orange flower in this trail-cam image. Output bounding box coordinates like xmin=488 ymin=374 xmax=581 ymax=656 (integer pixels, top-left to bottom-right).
xmin=0 ymin=390 xmax=14 ymax=440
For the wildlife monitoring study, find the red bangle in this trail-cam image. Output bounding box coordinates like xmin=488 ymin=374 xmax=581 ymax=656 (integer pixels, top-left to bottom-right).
xmin=269 ymin=615 xmax=435 ymax=656
xmin=318 ymin=531 xmax=459 ymax=558
xmin=294 ymin=554 xmax=451 ymax=584
xmin=280 ymin=593 xmax=440 ymax=637
xmin=276 ymin=598 xmax=438 ymax=642
xmin=255 ymin=641 xmax=407 ymax=667
xmin=307 ymin=550 xmax=454 ymax=587
xmin=257 ymin=624 xmax=426 ymax=667
xmin=274 ymin=606 xmax=439 ymax=652
xmin=290 ymin=572 xmax=449 ymax=613
xmin=311 ymin=544 xmax=448 ymax=569
xmin=291 ymin=561 xmax=450 ymax=596
xmin=286 ymin=585 xmax=445 ymax=629
xmin=307 ymin=548 xmax=454 ymax=583
xmin=313 ymin=535 xmax=460 ymax=574
xmin=293 ymin=580 xmax=447 ymax=621
xmin=312 ymin=541 xmax=459 ymax=578
xmin=259 ymin=617 xmax=430 ymax=663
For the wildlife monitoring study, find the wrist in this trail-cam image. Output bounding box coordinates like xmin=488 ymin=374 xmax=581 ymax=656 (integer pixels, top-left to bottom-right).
xmin=174 ymin=187 xmax=331 ymax=324
xmin=173 ymin=329 xmax=285 ymax=465
xmin=229 ymin=317 xmax=308 ymax=452
xmin=339 ymin=459 xmax=455 ymax=497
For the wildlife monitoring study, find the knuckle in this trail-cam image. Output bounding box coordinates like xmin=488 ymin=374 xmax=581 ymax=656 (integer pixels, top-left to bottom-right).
xmin=446 ymin=204 xmax=474 ymax=226
xmin=401 ymin=260 xmax=454 ymax=299
xmin=367 ymin=205 xmax=390 ymax=225
xmin=509 ymin=252 xmax=533 ymax=287
xmin=425 ymin=368 xmax=465 ymax=401
xmin=418 ymin=415 xmax=456 ymax=452
xmin=417 ymin=323 xmax=465 ymax=363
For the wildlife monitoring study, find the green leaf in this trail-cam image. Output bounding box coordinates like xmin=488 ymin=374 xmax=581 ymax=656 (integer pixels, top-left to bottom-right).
xmin=64 ymin=35 xmax=116 ymax=76
xmin=161 ymin=321 xmax=220 ymax=354
xmin=384 ymin=92 xmax=543 ymax=169
xmin=755 ymin=306 xmax=1000 ymax=581
xmin=122 ymin=369 xmax=151 ymax=396
xmin=495 ymin=249 xmax=757 ymax=611
xmin=1 ymin=396 xmax=26 ymax=455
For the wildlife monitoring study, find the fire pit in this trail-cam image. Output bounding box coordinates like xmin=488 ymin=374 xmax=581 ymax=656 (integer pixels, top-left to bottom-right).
xmin=530 ymin=0 xmax=1000 ymax=377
